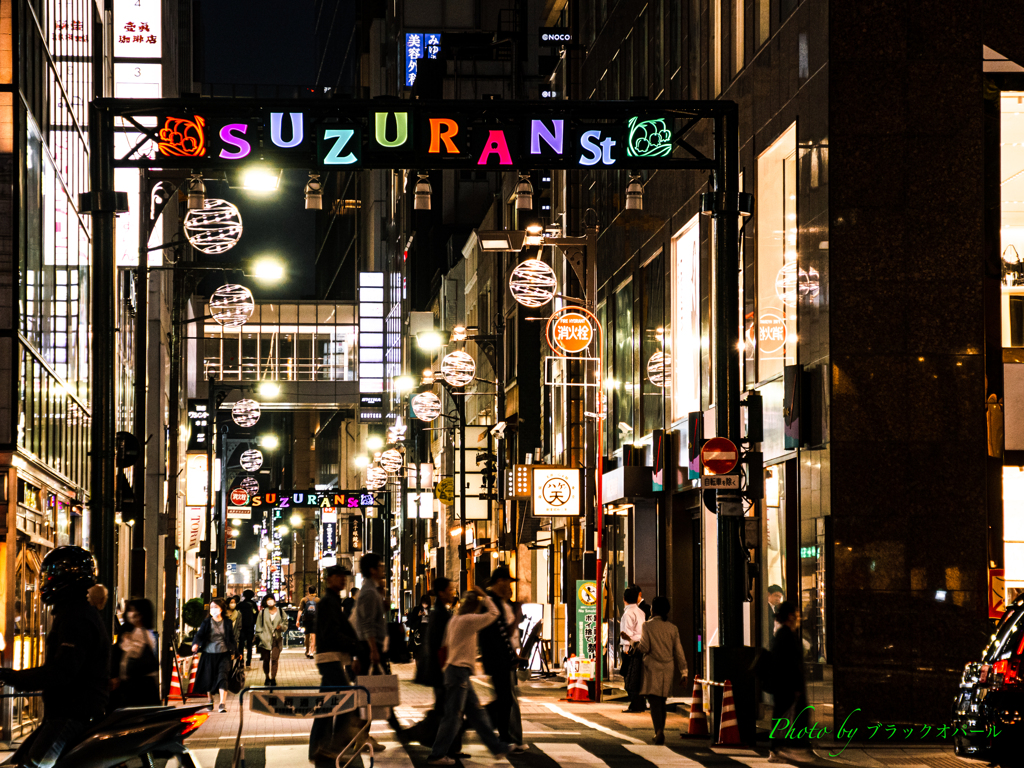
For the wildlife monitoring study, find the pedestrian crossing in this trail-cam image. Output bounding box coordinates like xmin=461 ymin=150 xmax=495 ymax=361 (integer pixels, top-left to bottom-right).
xmin=178 ymin=741 xmax=790 ymax=768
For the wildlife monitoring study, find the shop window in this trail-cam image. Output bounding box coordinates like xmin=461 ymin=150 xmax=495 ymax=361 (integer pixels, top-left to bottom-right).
xmin=800 ymin=517 xmax=829 ymax=664
xmin=672 ymin=217 xmax=701 ymax=422
xmin=641 ymin=251 xmax=666 ymax=436
xmin=762 ymin=464 xmax=787 ymax=648
xmin=1002 ymin=94 xmax=1024 ymax=347
xmin=755 ymin=0 xmax=770 ymax=47
xmin=755 ymin=123 xmax=798 ymax=382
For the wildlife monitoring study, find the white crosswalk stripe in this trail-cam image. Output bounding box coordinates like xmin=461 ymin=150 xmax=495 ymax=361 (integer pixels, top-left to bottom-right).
xmin=625 ymin=745 xmax=708 ymax=766
xmin=184 ymin=747 xmax=220 ymax=768
xmin=532 ymin=743 xmax=610 ymax=768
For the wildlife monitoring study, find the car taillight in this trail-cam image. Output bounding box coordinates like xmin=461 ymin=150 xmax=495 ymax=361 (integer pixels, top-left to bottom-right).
xmin=180 ymin=711 xmax=210 ymax=736
xmin=1006 ymin=658 xmax=1021 ymax=688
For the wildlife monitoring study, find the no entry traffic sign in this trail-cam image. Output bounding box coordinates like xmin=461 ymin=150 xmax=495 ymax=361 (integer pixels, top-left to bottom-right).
xmin=700 ymin=437 xmax=739 ymax=475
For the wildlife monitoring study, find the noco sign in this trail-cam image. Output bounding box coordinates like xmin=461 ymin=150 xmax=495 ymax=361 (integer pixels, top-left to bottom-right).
xmin=102 ymin=98 xmax=728 ymax=172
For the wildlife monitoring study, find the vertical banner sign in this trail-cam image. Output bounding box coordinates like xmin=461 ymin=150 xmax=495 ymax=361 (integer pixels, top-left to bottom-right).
xmin=321 ymin=509 xmax=338 ymax=567
xmin=575 ymin=580 xmax=600 ymax=671
xmin=348 ymin=516 xmax=363 ymax=552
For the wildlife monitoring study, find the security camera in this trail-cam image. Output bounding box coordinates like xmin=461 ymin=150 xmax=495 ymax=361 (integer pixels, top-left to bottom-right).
xmin=490 ymin=421 xmax=507 ymax=439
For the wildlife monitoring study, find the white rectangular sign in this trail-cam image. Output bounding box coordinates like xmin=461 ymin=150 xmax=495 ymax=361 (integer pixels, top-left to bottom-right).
xmin=532 ymin=467 xmax=582 ymax=516
xmin=227 ymin=506 xmax=251 ymax=519
xmin=701 ymin=474 xmax=740 ymax=489
xmin=113 ymin=0 xmax=162 ymax=58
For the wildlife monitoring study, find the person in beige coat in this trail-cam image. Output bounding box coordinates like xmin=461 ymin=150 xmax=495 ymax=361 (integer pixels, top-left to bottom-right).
xmin=637 ymin=596 xmax=688 ymax=744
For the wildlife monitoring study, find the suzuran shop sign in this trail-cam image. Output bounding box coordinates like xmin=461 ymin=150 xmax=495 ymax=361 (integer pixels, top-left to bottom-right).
xmin=235 ymin=490 xmax=386 ymax=509
xmin=105 ymin=98 xmax=723 ymax=172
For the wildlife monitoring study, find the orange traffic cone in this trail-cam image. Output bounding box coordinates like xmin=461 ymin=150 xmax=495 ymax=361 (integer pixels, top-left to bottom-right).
xmin=168 ymin=660 xmax=184 ymax=702
xmin=687 ymin=678 xmax=709 ymax=735
xmin=715 ymin=680 xmax=741 ymax=745
xmin=186 ymin=653 xmax=200 ymax=695
xmin=567 ymin=676 xmax=591 ymax=701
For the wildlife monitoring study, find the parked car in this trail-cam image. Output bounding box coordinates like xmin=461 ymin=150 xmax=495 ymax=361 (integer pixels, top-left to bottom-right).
xmin=952 ymin=592 xmax=1024 ymax=767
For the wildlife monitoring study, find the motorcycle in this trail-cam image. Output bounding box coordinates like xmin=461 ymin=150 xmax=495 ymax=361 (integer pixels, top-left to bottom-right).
xmin=5 ymin=703 xmax=211 ymax=768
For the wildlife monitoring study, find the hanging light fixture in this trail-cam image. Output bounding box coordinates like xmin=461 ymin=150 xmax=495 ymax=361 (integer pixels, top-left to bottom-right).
xmin=625 ymin=174 xmax=644 ymax=210
xmin=239 ymin=449 xmax=264 ymax=472
xmin=414 ymin=173 xmax=432 ymax=210
xmin=186 ymin=173 xmax=206 ymax=210
xmin=412 ymin=391 xmax=443 ymax=421
xmin=183 ymin=198 xmax=244 ymax=254
xmin=441 ymin=350 xmax=476 ymax=388
xmin=239 ymin=476 xmax=260 ymax=495
xmin=509 ymin=258 xmax=556 ymax=308
xmin=304 ymin=172 xmax=323 ymax=210
xmin=366 ymin=466 xmax=388 ymax=490
xmin=380 ymin=448 xmax=404 ymax=474
xmin=209 ymin=284 xmax=255 ymax=327
xmin=646 ymin=350 xmax=670 ymax=388
xmin=231 ymin=398 xmax=262 ymax=427
xmin=515 ymin=173 xmax=533 ymax=210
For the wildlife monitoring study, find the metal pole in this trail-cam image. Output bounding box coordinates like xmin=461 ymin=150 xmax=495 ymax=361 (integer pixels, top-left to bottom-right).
xmin=714 ymin=107 xmax=744 ymax=648
xmin=131 ymin=170 xmax=149 ymax=596
xmin=219 ymin=426 xmax=228 ymax=593
xmin=88 ymin=102 xmax=117 ymax=630
xmin=162 ymin=262 xmax=183 ymax=694
xmin=458 ymin=393 xmax=467 ymax=593
xmin=204 ymin=376 xmax=215 ymax=601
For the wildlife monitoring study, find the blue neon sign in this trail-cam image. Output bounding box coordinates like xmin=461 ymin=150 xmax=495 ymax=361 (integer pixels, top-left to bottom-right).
xmin=405 ymin=32 xmax=441 ymax=87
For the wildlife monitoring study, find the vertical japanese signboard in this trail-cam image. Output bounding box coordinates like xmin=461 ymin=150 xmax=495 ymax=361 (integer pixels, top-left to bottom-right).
xmin=575 ymin=580 xmax=598 ymax=669
xmin=404 ymin=32 xmax=441 ymax=87
xmin=321 ymin=509 xmax=338 ymax=567
xmin=113 ymin=0 xmax=162 ymax=58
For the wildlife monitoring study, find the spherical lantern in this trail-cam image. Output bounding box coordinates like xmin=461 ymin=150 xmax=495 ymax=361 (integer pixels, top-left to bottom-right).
xmin=509 ymin=258 xmax=556 ymax=308
xmin=239 ymin=476 xmax=260 ymax=495
xmin=210 ymin=284 xmax=255 ymax=328
xmin=239 ymin=448 xmax=264 ymax=472
xmin=366 ymin=466 xmax=388 ymax=490
xmin=647 ymin=351 xmax=670 ymax=388
xmin=412 ymin=392 xmax=442 ymax=422
xmin=380 ymin=448 xmax=403 ymax=474
xmin=441 ymin=351 xmax=476 ymax=388
xmin=183 ymin=198 xmax=243 ymax=255
xmin=231 ymin=398 xmax=261 ymax=428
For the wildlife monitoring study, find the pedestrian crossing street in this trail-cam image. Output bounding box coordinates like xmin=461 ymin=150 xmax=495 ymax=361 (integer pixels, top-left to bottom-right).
xmin=182 ymin=741 xmax=778 ymax=768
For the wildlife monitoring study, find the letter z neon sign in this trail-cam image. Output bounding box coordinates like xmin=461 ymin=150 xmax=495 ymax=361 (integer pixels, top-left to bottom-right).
xmin=323 ymin=129 xmax=359 ymax=165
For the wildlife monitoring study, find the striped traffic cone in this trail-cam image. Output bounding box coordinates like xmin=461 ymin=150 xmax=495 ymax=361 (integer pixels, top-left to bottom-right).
xmin=187 ymin=653 xmax=200 ymax=695
xmin=686 ymin=678 xmax=709 ymax=736
xmin=168 ymin=660 xmax=184 ymax=702
xmin=566 ymin=676 xmax=591 ymax=701
xmin=715 ymin=680 xmax=741 ymax=745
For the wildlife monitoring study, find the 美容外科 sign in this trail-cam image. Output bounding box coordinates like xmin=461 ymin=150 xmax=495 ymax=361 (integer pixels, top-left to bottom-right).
xmin=235 ymin=490 xmax=386 ymax=509
xmin=106 ymin=98 xmax=725 ymax=173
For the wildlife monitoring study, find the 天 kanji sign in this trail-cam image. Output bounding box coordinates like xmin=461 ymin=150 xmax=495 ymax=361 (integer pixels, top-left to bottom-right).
xmin=532 ymin=467 xmax=582 ymax=516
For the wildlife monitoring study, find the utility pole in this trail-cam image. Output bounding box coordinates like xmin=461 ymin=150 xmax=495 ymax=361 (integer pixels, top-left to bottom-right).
xmin=457 ymin=393 xmax=468 ymax=593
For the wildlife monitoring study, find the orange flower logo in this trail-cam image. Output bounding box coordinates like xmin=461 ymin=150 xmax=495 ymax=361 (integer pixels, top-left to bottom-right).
xmin=158 ymin=115 xmax=206 ymax=157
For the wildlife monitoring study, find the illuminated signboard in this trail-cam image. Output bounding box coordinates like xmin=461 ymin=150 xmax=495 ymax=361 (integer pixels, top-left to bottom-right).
xmin=106 ymin=99 xmax=723 ymax=173
xmin=405 ymin=32 xmax=441 ymax=87
xmin=240 ymin=490 xmax=386 ymax=509
xmin=113 ymin=0 xmax=161 ymax=59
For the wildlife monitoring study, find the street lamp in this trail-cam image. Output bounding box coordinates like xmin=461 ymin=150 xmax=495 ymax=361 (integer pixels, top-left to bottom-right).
xmin=366 ymin=435 xmax=384 ymax=451
xmin=258 ymin=434 xmax=280 ymax=450
xmin=354 ymin=455 xmax=370 ymax=469
xmin=290 ymin=514 xmax=302 ymax=527
xmin=416 ymin=331 xmax=443 ymax=350
xmin=394 ymin=375 xmax=415 ymax=393
xmin=241 ymin=166 xmax=281 ymax=192
xmin=252 ymin=257 xmax=285 ymax=283
xmin=257 ymin=381 xmax=281 ymax=398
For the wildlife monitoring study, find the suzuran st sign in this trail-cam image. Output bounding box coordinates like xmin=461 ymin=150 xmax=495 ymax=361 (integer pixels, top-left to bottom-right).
xmin=101 ymin=98 xmax=730 ymax=171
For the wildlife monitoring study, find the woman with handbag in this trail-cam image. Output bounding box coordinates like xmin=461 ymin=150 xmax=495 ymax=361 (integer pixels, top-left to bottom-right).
xmin=637 ymin=596 xmax=688 ymax=745
xmin=192 ymin=598 xmax=237 ymax=713
xmin=254 ymin=593 xmax=286 ymax=685
xmin=109 ymin=598 xmax=160 ymax=709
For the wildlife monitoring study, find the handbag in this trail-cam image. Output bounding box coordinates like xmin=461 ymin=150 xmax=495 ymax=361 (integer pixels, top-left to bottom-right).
xmin=228 ymin=656 xmax=245 ymax=694
xmin=624 ymin=649 xmax=645 ymax=694
xmin=356 ymin=663 xmax=401 ymax=716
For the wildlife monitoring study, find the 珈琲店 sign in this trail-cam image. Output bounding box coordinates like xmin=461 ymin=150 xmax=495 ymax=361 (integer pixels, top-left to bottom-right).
xmin=106 ymin=98 xmax=723 ymax=172
xmin=234 ymin=490 xmax=386 ymax=509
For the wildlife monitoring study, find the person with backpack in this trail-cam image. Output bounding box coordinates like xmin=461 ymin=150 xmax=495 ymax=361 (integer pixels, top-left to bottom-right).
xmin=300 ymin=586 xmax=320 ymax=658
xmin=309 ymin=565 xmax=364 ymax=765
xmin=237 ymin=590 xmax=259 ymax=668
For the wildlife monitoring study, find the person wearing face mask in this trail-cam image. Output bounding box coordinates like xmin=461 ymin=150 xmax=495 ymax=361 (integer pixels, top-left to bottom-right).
xmin=192 ymin=598 xmax=237 ymax=713
xmin=110 ymin=598 xmax=160 ymax=709
xmin=225 ymin=596 xmax=243 ymax=657
xmin=254 ymin=593 xmax=286 ymax=685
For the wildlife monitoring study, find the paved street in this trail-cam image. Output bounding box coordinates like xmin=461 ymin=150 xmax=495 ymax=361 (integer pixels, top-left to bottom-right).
xmin=170 ymin=650 xmax=979 ymax=768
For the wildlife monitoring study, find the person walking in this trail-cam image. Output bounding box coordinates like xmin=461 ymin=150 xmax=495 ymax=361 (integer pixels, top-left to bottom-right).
xmin=300 ymin=586 xmax=320 ymax=658
xmin=353 ymin=554 xmax=387 ymax=674
xmin=191 ymin=598 xmax=237 ymax=713
xmin=237 ymin=589 xmax=258 ymax=668
xmin=426 ymin=587 xmax=518 ymax=766
xmin=413 ymin=578 xmax=464 ymax=758
xmin=254 ymin=593 xmax=286 ymax=685
xmin=768 ymin=601 xmax=814 ymax=763
xmin=309 ymin=565 xmax=363 ymax=765
xmin=635 ymin=585 xmax=652 ymax=619
xmin=480 ymin=566 xmax=524 ymax=748
xmin=0 ymin=547 xmax=110 ymax=768
xmin=637 ymin=596 xmax=688 ymax=745
xmin=619 ymin=586 xmax=647 ymax=713
xmin=225 ymin=596 xmax=244 ymax=657
xmin=110 ymin=598 xmax=160 ymax=709
xmin=342 ymin=588 xmax=358 ymax=620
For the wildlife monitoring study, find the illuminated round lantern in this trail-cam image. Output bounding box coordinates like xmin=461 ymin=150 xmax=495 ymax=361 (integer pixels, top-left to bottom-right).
xmin=231 ymin=398 xmax=261 ymax=427
xmin=441 ymin=351 xmax=476 ymax=388
xmin=647 ymin=351 xmax=670 ymax=388
xmin=509 ymin=258 xmax=556 ymax=308
xmin=183 ymin=198 xmax=243 ymax=255
xmin=239 ymin=476 xmax=260 ymax=495
xmin=366 ymin=466 xmax=388 ymax=490
xmin=380 ymin=448 xmax=403 ymax=474
xmin=412 ymin=392 xmax=442 ymax=422
xmin=239 ymin=448 xmax=264 ymax=472
xmin=210 ymin=284 xmax=255 ymax=328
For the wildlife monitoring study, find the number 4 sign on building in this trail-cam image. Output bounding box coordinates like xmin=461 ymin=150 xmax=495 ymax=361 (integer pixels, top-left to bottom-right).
xmin=113 ymin=0 xmax=162 ymax=59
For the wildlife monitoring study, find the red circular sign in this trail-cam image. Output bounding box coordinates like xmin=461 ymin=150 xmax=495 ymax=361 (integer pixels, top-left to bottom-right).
xmin=700 ymin=437 xmax=739 ymax=475
xmin=229 ymin=488 xmax=250 ymax=506
xmin=548 ymin=311 xmax=594 ymax=353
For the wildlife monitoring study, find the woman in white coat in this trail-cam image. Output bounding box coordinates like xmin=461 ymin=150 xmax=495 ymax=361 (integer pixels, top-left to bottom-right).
xmin=637 ymin=596 xmax=688 ymax=744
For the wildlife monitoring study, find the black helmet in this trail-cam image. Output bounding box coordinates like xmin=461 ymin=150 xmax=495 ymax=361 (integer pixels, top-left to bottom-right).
xmin=40 ymin=546 xmax=97 ymax=605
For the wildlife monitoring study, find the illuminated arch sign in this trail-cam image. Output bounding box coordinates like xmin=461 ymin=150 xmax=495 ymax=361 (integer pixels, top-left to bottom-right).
xmin=105 ymin=98 xmax=725 ymax=172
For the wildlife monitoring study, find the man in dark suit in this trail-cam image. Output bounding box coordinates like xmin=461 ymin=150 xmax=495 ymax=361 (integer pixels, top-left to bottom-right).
xmin=634 ymin=584 xmax=652 ymax=619
xmin=480 ymin=566 xmax=525 ymax=749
